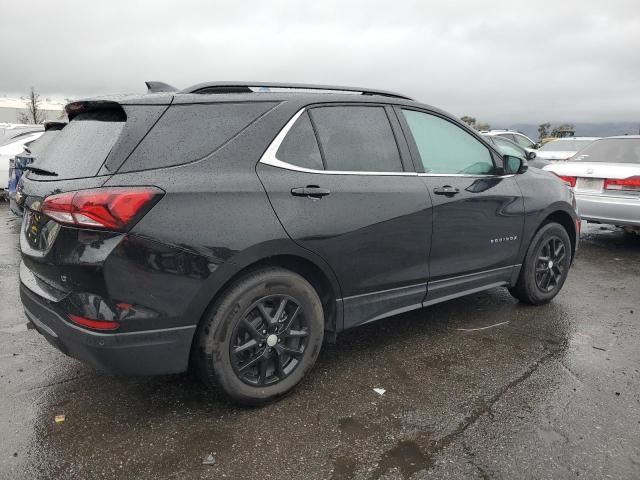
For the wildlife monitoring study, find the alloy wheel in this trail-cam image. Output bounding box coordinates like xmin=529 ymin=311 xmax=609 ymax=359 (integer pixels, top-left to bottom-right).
xmin=230 ymin=295 xmax=310 ymax=386
xmin=535 ymin=236 xmax=566 ymax=293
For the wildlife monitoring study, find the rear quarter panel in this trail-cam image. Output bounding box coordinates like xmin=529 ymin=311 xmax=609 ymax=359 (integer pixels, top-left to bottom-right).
xmin=103 ymin=101 xmax=342 ymax=330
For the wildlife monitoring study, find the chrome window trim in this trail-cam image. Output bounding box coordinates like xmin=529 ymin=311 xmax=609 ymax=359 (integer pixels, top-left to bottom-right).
xmin=259 ymin=108 xmax=514 ymax=179
xmin=259 ymin=108 xmax=416 ymax=176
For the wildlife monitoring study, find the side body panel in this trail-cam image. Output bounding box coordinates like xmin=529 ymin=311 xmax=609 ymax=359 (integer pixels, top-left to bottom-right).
xmin=257 ymin=163 xmax=433 ymax=330
xmin=421 ymin=174 xmax=525 ymax=302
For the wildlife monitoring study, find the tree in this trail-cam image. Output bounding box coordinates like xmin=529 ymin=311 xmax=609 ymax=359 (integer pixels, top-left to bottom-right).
xmin=17 ymin=87 xmax=46 ymax=124
xmin=475 ymin=122 xmax=491 ymax=131
xmin=460 ymin=116 xmax=476 ymax=128
xmin=537 ymin=123 xmax=551 ymax=141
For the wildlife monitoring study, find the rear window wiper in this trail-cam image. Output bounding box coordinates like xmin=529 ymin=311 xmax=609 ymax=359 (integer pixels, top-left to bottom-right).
xmin=25 ymin=165 xmax=58 ymax=176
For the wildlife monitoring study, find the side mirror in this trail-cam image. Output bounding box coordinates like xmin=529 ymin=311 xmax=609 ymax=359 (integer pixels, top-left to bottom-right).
xmin=503 ymin=155 xmax=528 ymax=174
xmin=527 ymin=150 xmax=536 ymax=160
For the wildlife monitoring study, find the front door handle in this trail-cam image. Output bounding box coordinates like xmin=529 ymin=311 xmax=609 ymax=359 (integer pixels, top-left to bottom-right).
xmin=291 ymin=186 xmax=331 ymax=198
xmin=433 ymin=185 xmax=460 ymax=196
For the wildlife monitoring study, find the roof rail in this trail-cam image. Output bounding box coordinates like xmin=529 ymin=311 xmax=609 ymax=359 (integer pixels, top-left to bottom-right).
xmin=145 ymin=81 xmax=178 ymax=93
xmin=180 ymin=82 xmax=413 ymax=100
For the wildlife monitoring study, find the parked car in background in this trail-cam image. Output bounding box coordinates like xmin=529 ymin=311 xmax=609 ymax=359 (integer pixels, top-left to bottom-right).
xmin=535 ymin=137 xmax=599 ymax=162
xmin=19 ymin=81 xmax=579 ymax=405
xmin=0 ymin=130 xmax=44 ymax=199
xmin=0 ymin=123 xmax=44 ymax=146
xmin=483 ymin=134 xmax=550 ymax=169
xmin=482 ymin=129 xmax=538 ymax=150
xmin=544 ymin=136 xmax=640 ymax=234
xmin=8 ymin=122 xmax=66 ymax=215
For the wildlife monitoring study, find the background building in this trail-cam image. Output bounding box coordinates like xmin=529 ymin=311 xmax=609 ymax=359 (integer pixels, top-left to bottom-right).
xmin=0 ymin=95 xmax=66 ymax=124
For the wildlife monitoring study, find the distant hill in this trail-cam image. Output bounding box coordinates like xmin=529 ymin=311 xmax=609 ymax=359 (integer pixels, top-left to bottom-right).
xmin=492 ymin=122 xmax=640 ymax=141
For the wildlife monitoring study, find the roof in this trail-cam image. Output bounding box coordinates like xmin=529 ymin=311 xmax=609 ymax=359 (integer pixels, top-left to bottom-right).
xmin=69 ymin=81 xmax=415 ymax=108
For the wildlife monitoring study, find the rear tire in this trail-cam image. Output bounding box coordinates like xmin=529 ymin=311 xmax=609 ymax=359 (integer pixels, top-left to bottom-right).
xmin=196 ymin=268 xmax=324 ymax=406
xmin=508 ymin=222 xmax=572 ymax=305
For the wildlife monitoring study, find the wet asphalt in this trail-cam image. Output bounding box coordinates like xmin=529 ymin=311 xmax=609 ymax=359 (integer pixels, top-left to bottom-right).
xmin=0 ymin=202 xmax=639 ymax=480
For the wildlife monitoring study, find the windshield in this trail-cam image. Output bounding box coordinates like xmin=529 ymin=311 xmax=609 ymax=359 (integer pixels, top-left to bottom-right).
xmin=490 ymin=136 xmax=526 ymax=159
xmin=539 ymin=139 xmax=594 ymax=151
xmin=571 ymin=138 xmax=640 ymax=164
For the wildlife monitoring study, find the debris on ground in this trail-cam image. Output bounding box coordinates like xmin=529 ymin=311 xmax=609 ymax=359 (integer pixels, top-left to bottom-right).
xmin=202 ymin=453 xmax=216 ymax=465
xmin=592 ymin=346 xmax=607 ymax=352
xmin=54 ymin=415 xmax=65 ymax=425
xmin=456 ymin=321 xmax=509 ymax=332
xmin=373 ymin=388 xmax=386 ymax=396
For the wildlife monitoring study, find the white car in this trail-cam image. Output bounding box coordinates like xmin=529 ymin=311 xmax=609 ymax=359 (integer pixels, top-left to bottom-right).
xmin=0 ymin=123 xmax=43 ymax=146
xmin=482 ymin=130 xmax=538 ymax=150
xmin=536 ymin=137 xmax=599 ymax=161
xmin=0 ymin=131 xmax=44 ymax=193
xmin=544 ymin=136 xmax=640 ymax=232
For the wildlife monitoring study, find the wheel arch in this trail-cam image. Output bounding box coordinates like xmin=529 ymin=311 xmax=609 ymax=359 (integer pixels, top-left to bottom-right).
xmin=221 ymin=254 xmax=340 ymax=335
xmin=189 ymin=240 xmax=343 ymax=360
xmin=541 ymin=209 xmax=578 ymax=261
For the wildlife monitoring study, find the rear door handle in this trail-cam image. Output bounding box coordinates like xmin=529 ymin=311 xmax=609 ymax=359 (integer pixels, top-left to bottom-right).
xmin=291 ymin=186 xmax=331 ymax=198
xmin=433 ymin=185 xmax=460 ymax=196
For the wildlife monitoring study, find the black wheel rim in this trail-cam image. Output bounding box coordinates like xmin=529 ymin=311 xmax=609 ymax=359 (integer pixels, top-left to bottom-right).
xmin=230 ymin=295 xmax=310 ymax=386
xmin=535 ymin=235 xmax=567 ymax=293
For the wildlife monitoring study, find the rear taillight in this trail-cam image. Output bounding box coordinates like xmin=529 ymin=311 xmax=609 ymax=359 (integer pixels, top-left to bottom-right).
xmin=42 ymin=187 xmax=164 ymax=231
xmin=69 ymin=314 xmax=120 ymax=331
xmin=552 ymin=173 xmax=577 ymax=187
xmin=604 ymin=176 xmax=640 ymax=192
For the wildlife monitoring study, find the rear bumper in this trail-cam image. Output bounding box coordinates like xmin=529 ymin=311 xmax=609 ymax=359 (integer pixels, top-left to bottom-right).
xmin=576 ymin=193 xmax=640 ymax=227
xmin=21 ymin=283 xmax=196 ymax=375
xmin=9 ymin=197 xmax=23 ymax=216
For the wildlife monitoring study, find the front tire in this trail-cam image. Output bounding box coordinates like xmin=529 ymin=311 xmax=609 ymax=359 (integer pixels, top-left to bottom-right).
xmin=509 ymin=222 xmax=572 ymax=305
xmin=196 ymin=268 xmax=324 ymax=405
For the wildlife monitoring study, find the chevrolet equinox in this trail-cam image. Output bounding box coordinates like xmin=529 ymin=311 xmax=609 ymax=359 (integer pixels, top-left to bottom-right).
xmin=19 ymin=82 xmax=580 ymax=405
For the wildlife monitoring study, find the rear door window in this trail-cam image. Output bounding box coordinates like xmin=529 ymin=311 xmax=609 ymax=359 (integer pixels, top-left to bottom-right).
xmin=29 ymin=110 xmax=124 ymax=179
xmin=308 ymin=106 xmax=403 ymax=172
xmin=122 ymin=102 xmax=276 ymax=172
xmin=276 ymin=112 xmax=323 ymax=170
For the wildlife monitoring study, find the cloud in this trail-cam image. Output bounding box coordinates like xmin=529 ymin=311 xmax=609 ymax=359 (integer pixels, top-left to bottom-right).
xmin=2 ymin=0 xmax=639 ymax=123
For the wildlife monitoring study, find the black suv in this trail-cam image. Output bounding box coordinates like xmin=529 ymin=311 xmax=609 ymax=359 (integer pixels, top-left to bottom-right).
xmin=19 ymin=82 xmax=579 ymax=405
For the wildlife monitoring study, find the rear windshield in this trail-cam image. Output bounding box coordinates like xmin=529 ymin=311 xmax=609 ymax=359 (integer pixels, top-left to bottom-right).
xmin=571 ymin=138 xmax=640 ymax=164
xmin=539 ymin=139 xmax=594 ymax=151
xmin=28 ymin=130 xmax=62 ymax=156
xmin=29 ymin=110 xmax=124 ymax=179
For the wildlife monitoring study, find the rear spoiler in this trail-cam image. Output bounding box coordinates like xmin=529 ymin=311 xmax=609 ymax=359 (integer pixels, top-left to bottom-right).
xmin=44 ymin=121 xmax=66 ymax=132
xmin=65 ymin=100 xmax=125 ymax=121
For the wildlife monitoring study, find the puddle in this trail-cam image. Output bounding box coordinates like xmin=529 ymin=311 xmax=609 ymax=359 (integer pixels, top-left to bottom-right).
xmin=370 ymin=440 xmax=432 ymax=479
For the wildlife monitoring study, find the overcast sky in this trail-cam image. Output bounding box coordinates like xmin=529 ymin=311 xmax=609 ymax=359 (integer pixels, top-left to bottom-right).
xmin=2 ymin=0 xmax=639 ymax=124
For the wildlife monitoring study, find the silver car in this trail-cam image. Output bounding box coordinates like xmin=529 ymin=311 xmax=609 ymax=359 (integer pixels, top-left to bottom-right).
xmin=536 ymin=137 xmax=600 ymax=161
xmin=544 ymin=136 xmax=640 ymax=232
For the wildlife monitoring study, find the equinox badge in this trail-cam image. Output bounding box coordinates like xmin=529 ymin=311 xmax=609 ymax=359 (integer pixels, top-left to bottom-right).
xmin=490 ymin=235 xmax=518 ymax=244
